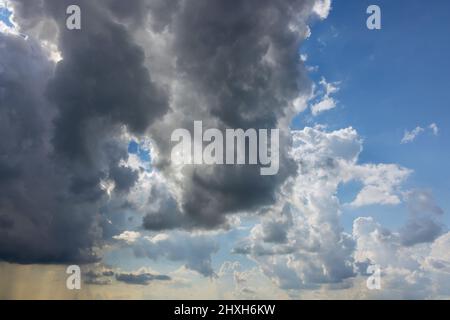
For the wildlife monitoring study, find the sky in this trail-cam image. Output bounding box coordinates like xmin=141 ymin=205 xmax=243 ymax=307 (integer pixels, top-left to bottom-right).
xmin=1 ymin=0 xmax=450 ymax=300
xmin=296 ymin=0 xmax=450 ymax=232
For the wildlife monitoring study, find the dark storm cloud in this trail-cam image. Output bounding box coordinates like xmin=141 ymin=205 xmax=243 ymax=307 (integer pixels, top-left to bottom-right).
xmin=1 ymin=0 xmax=168 ymax=264
xmin=261 ymin=206 xmax=293 ymax=244
xmin=45 ymin=0 xmax=168 ymax=160
xmin=171 ymin=0 xmax=311 ymax=129
xmin=2 ymin=0 xmax=318 ymax=265
xmin=0 ymin=33 xmax=101 ymax=264
xmin=178 ymin=167 xmax=289 ymax=229
xmin=144 ymin=0 xmax=314 ymax=230
xmin=400 ymin=218 xmax=443 ymax=247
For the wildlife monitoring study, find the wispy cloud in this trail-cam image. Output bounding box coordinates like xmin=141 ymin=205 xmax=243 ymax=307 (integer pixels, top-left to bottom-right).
xmin=401 ymin=126 xmax=425 ymax=144
xmin=401 ymin=123 xmax=439 ymax=144
xmin=310 ymin=77 xmax=340 ymax=116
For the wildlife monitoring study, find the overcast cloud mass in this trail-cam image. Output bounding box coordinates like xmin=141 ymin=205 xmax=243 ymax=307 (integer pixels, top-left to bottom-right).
xmin=1 ymin=0 xmax=449 ymax=299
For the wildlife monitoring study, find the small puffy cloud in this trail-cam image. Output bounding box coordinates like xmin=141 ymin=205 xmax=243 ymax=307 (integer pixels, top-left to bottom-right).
xmin=427 ymin=232 xmax=450 ymax=273
xmin=312 ymin=0 xmax=332 ymax=20
xmin=400 ymin=190 xmax=445 ymax=246
xmin=347 ymin=164 xmax=412 ymax=207
xmin=400 ymin=219 xmax=443 ymax=247
xmin=113 ymin=231 xmax=141 ymax=244
xmin=353 ymin=215 xmax=450 ymax=299
xmin=429 ymin=123 xmax=439 ymax=136
xmin=311 ymin=96 xmax=336 ymax=116
xmin=401 ymin=126 xmax=425 ymax=144
xmin=310 ymin=77 xmax=340 ymax=116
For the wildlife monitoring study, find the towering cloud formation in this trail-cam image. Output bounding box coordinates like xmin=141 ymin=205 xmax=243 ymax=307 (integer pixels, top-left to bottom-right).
xmin=1 ymin=0 xmax=169 ymax=263
xmin=1 ymin=0 xmax=322 ymax=263
xmin=140 ymin=0 xmax=318 ymax=230
xmin=3 ymin=0 xmax=448 ymax=300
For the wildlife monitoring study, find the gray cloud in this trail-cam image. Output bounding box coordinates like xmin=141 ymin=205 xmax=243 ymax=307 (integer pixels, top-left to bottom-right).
xmin=84 ymin=269 xmax=114 ymax=285
xmin=0 ymin=32 xmax=101 ymax=264
xmin=115 ymin=272 xmax=171 ymax=285
xmin=83 ymin=267 xmax=171 ymax=286
xmin=1 ymin=0 xmax=169 ymax=264
xmin=142 ymin=0 xmax=315 ymax=230
xmin=2 ymin=0 xmax=319 ymax=268
xmin=400 ymin=190 xmax=445 ymax=246
xmin=109 ymin=166 xmax=139 ymax=193
xmin=1 ymin=1 xmax=372 ymax=290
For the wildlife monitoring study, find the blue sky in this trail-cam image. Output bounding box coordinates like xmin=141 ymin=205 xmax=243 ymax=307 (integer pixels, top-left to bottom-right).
xmin=0 ymin=5 xmax=13 ymax=28
xmin=294 ymin=0 xmax=450 ymax=231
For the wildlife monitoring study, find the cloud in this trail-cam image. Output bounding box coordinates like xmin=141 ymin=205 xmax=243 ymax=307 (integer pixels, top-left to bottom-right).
xmin=115 ymin=271 xmax=171 ymax=285
xmin=0 ymin=31 xmax=102 ymax=263
xmin=429 ymin=123 xmax=439 ymax=136
xmin=3 ymin=0 xmax=450 ymax=300
xmin=216 ymin=261 xmax=265 ymax=299
xmin=114 ymin=230 xmax=219 ymax=277
xmin=347 ymin=163 xmax=411 ymax=207
xmin=231 ymin=125 xmax=447 ymax=296
xmin=350 ymin=191 xmax=446 ymax=299
xmin=401 ymin=126 xmax=425 ymax=144
xmin=0 ymin=0 xmax=170 ymax=264
xmin=310 ymin=77 xmax=340 ymax=116
xmin=84 ymin=265 xmax=171 ymax=286
xmin=401 ymin=123 xmax=439 ymax=144
xmin=353 ymin=216 xmax=450 ymax=299
xmin=312 ymin=0 xmax=332 ymax=20
xmin=400 ymin=190 xmax=445 ymax=246
xmin=427 ymin=232 xmax=450 ymax=273
xmin=112 ymin=231 xmax=141 ymax=244
xmin=1 ymin=0 xmax=332 ymax=269
xmin=233 ymin=126 xmax=364 ymax=289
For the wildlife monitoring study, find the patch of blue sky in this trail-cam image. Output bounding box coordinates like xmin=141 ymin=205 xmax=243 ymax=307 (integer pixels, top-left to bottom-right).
xmin=128 ymin=140 xmax=152 ymax=169
xmin=0 ymin=6 xmax=14 ymax=28
xmin=295 ymin=0 xmax=450 ymax=228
